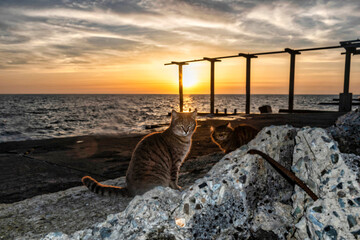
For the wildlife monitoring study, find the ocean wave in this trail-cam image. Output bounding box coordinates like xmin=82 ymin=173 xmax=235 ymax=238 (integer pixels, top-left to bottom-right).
xmin=0 ymin=94 xmax=355 ymax=142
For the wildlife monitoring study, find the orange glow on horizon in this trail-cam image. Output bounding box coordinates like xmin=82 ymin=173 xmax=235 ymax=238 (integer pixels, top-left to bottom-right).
xmin=0 ymin=50 xmax=359 ymax=94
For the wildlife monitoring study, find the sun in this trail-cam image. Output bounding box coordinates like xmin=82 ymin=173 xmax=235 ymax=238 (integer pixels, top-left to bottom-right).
xmin=183 ymin=68 xmax=198 ymax=88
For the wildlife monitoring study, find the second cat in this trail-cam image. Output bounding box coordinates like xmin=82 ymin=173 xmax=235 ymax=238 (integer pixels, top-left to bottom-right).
xmin=210 ymin=122 xmax=259 ymax=153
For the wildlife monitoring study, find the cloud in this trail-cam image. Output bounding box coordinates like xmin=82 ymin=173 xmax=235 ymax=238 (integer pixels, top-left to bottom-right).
xmin=0 ymin=0 xmax=359 ymax=71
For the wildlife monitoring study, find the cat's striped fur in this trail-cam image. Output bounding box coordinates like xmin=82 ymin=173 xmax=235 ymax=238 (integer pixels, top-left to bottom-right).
xmin=82 ymin=110 xmax=197 ymax=197
xmin=210 ymin=122 xmax=259 ymax=153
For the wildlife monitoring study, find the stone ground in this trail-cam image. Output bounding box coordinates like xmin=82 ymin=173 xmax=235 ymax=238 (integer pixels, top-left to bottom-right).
xmin=0 ymin=153 xmax=224 ymax=240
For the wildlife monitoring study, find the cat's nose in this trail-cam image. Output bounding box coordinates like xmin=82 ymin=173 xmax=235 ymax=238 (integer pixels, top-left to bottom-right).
xmin=182 ymin=126 xmax=189 ymax=134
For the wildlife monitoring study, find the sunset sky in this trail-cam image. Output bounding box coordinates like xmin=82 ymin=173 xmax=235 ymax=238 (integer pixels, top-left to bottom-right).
xmin=0 ymin=0 xmax=359 ymax=94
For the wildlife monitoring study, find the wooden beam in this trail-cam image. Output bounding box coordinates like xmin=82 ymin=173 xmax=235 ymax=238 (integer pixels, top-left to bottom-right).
xmin=165 ymin=43 xmax=345 ymax=66
xmin=340 ymin=39 xmax=360 ymax=48
xmin=295 ymin=45 xmax=341 ymax=52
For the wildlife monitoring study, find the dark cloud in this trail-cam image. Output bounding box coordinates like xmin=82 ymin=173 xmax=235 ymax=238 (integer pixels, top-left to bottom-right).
xmin=85 ymin=36 xmax=142 ymax=50
xmin=6 ymin=59 xmax=28 ymax=65
xmin=166 ymin=0 xmax=236 ymax=13
xmin=0 ymin=33 xmax=30 ymax=45
xmin=0 ymin=0 xmax=63 ymax=8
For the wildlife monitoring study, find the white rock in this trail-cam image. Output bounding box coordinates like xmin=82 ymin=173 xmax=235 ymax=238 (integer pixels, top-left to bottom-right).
xmin=292 ymin=127 xmax=360 ymax=240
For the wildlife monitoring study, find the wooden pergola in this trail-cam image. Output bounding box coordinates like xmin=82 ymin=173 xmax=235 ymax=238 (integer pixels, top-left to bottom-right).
xmin=165 ymin=39 xmax=360 ymax=114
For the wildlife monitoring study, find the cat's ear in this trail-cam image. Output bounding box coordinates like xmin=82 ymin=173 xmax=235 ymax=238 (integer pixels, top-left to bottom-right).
xmin=171 ymin=110 xmax=179 ymax=120
xmin=227 ymin=122 xmax=233 ymax=129
xmin=191 ymin=109 xmax=197 ymax=118
xmin=210 ymin=126 xmax=215 ymax=133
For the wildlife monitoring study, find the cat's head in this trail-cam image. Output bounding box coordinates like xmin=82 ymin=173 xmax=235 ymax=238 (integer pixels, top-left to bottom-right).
xmin=210 ymin=122 xmax=233 ymax=142
xmin=170 ymin=110 xmax=197 ymax=137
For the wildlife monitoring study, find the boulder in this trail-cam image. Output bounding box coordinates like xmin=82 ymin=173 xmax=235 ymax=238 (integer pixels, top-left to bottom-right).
xmin=342 ymin=153 xmax=360 ymax=183
xmin=292 ymin=127 xmax=360 ymax=239
xmin=258 ymin=105 xmax=272 ymax=114
xmin=328 ymin=110 xmax=360 ymax=155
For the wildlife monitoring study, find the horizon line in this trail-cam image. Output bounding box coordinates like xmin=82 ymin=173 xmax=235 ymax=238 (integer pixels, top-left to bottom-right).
xmin=1 ymin=93 xmax=359 ymax=96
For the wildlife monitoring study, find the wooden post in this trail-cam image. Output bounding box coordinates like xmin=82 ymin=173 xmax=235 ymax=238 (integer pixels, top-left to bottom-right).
xmin=343 ymin=48 xmax=352 ymax=94
xmin=339 ymin=46 xmax=356 ymax=112
xmin=164 ymin=61 xmax=188 ymax=112
xmin=210 ymin=61 xmax=215 ymax=114
xmin=239 ymin=53 xmax=257 ymax=114
xmin=178 ymin=64 xmax=184 ymax=112
xmin=285 ymin=48 xmax=300 ymax=113
xmin=288 ymin=53 xmax=296 ymax=112
xmin=245 ymin=57 xmax=251 ymax=114
xmin=204 ymin=58 xmax=221 ymax=114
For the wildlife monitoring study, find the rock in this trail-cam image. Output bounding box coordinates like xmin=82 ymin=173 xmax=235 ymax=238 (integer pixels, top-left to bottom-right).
xmin=258 ymin=105 xmax=272 ymax=114
xmin=328 ymin=110 xmax=360 ymax=155
xmin=342 ymin=153 xmax=360 ymax=183
xmin=43 ymin=125 xmax=298 ymax=240
xmin=178 ymin=152 xmax=225 ymax=188
xmin=291 ymin=127 xmax=360 ymax=240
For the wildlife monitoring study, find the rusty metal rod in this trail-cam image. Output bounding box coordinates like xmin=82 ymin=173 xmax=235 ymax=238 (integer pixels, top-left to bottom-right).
xmin=248 ymin=149 xmax=319 ymax=201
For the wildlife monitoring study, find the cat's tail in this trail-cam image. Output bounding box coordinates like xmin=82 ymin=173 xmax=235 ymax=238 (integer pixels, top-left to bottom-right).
xmin=82 ymin=176 xmax=131 ymax=197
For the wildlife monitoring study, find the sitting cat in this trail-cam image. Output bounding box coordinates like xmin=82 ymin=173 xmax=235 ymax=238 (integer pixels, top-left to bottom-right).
xmin=82 ymin=110 xmax=197 ymax=197
xmin=210 ymin=122 xmax=259 ymax=153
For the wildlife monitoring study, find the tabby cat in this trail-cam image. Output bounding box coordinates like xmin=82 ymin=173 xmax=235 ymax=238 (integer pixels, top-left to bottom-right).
xmin=82 ymin=110 xmax=197 ymax=197
xmin=210 ymin=122 xmax=259 ymax=153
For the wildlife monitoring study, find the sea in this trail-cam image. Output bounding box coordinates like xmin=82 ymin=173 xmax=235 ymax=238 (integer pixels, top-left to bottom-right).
xmin=0 ymin=94 xmax=358 ymax=143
